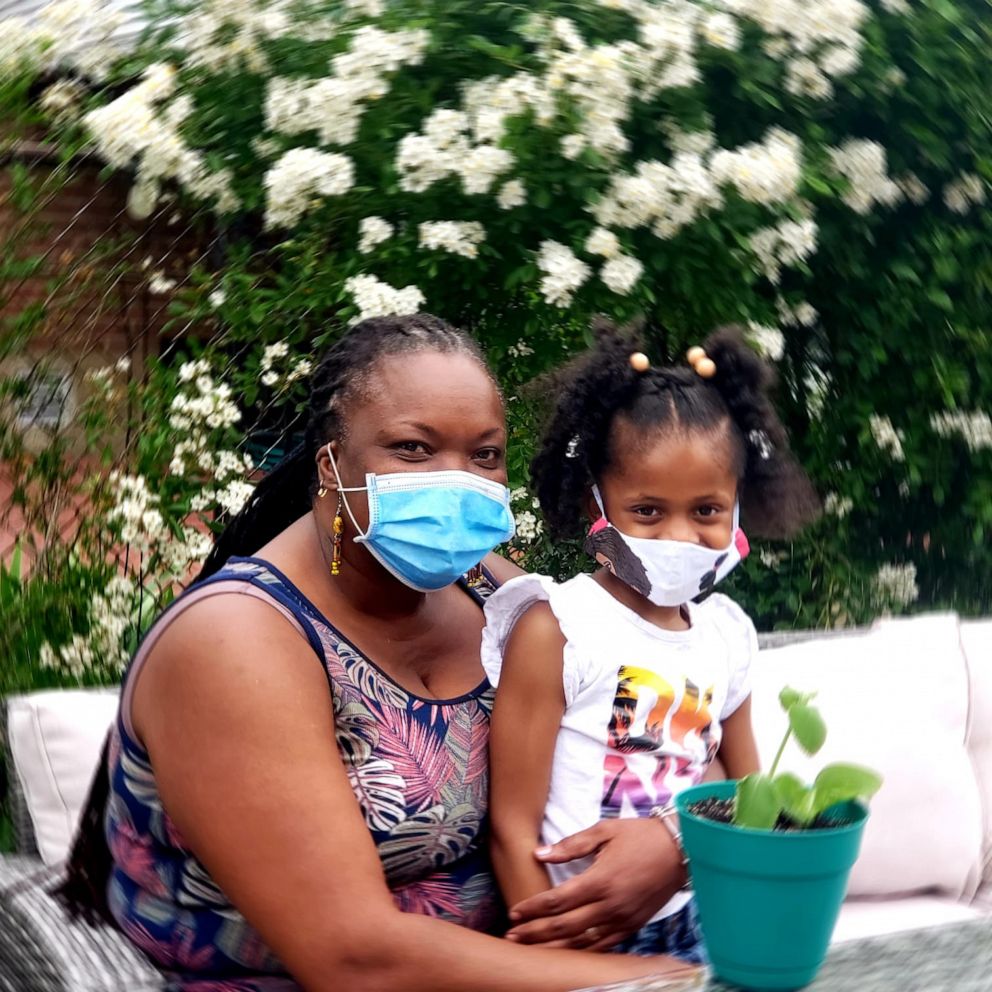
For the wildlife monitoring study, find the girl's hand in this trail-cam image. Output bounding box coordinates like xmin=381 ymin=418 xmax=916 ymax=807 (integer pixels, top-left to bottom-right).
xmin=504 ymin=818 xmax=687 ymax=951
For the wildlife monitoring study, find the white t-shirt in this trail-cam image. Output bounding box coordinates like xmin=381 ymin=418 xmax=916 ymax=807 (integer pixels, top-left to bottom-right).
xmin=481 ymin=573 xmax=756 ymax=921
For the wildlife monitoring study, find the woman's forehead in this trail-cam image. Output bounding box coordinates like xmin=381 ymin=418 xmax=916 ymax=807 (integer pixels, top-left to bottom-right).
xmin=351 ymin=350 xmax=504 ymax=432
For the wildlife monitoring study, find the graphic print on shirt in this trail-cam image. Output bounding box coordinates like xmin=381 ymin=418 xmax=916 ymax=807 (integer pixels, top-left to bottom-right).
xmin=600 ymin=664 xmax=716 ymax=818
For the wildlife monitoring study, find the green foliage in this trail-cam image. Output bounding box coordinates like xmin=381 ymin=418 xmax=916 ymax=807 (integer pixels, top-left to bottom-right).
xmin=1 ymin=0 xmax=991 ymax=699
xmin=733 ymin=686 xmax=883 ymax=830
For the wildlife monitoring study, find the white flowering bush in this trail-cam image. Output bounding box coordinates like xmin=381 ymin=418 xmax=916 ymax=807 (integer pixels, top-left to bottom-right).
xmin=2 ymin=0 xmax=992 ymax=681
xmin=1 ymin=354 xmax=256 ymax=688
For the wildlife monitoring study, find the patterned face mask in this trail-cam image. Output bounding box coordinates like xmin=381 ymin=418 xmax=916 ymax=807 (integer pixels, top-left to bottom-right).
xmin=584 ymin=486 xmax=749 ymax=607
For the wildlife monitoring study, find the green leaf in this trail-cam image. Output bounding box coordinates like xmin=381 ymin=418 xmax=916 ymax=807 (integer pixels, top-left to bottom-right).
xmin=789 ymin=703 xmax=827 ymax=756
xmin=773 ymin=773 xmax=816 ymax=826
xmin=734 ymin=773 xmax=780 ymax=830
xmin=778 ymin=686 xmax=803 ymax=710
xmin=812 ymin=763 xmax=883 ymax=817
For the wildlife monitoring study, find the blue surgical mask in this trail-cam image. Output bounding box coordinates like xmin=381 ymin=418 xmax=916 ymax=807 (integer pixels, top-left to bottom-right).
xmin=327 ymin=444 xmax=515 ymax=592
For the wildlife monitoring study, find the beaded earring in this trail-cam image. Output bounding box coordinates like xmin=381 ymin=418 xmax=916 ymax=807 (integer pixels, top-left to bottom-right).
xmin=331 ymin=494 xmax=344 ymax=576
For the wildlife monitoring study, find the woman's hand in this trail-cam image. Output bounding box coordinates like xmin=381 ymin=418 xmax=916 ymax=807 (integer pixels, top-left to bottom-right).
xmin=505 ymin=818 xmax=686 ymax=951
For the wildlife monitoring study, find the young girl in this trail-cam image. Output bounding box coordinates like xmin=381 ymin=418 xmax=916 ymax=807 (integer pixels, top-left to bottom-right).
xmin=482 ymin=324 xmax=819 ymax=962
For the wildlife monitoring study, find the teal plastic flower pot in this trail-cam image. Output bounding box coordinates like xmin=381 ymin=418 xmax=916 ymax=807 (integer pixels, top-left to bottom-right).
xmin=676 ymin=781 xmax=868 ymax=991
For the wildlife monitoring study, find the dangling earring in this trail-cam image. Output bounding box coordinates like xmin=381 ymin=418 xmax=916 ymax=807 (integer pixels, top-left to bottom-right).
xmin=466 ymin=564 xmax=484 ymax=588
xmin=331 ymin=493 xmax=344 ymax=576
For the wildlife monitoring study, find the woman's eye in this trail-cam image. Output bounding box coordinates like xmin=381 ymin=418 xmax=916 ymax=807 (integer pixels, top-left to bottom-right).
xmin=395 ymin=441 xmax=429 ymax=455
xmin=474 ymin=447 xmax=502 ymax=464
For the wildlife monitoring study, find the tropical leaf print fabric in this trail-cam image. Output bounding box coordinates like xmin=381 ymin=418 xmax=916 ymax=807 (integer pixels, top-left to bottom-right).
xmin=106 ymin=558 xmax=502 ymax=991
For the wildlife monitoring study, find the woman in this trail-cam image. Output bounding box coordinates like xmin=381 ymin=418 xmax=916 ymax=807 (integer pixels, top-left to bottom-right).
xmin=61 ymin=315 xmax=693 ymax=992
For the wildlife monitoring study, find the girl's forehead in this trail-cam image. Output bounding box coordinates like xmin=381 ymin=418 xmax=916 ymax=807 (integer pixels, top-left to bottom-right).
xmin=607 ymin=423 xmax=738 ymax=494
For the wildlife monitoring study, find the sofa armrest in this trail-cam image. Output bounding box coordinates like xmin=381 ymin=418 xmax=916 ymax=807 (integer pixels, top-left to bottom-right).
xmin=0 ymin=857 xmax=166 ymax=992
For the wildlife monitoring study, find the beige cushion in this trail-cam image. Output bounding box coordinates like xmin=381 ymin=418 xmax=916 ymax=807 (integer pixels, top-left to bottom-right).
xmin=752 ymin=613 xmax=984 ymax=901
xmin=961 ymin=619 xmax=992 ymax=887
xmin=7 ymin=689 xmax=119 ymax=865
xmin=833 ymin=895 xmax=988 ymax=943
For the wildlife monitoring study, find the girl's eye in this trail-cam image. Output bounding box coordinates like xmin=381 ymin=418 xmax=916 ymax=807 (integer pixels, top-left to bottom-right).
xmin=695 ymin=505 xmax=722 ymax=518
xmin=632 ymin=506 xmax=660 ymax=518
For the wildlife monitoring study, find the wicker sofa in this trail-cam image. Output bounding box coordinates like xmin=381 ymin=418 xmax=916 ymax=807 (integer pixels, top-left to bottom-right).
xmin=1 ymin=613 xmax=990 ymax=991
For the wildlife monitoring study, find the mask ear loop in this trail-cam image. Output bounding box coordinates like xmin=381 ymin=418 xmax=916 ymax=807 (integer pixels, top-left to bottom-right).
xmin=326 ymin=442 xmax=368 ymax=538
xmin=589 ymin=484 xmax=610 ymax=534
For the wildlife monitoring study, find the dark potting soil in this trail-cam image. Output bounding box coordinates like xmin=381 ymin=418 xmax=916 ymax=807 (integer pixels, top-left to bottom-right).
xmin=687 ymin=797 xmax=854 ymax=832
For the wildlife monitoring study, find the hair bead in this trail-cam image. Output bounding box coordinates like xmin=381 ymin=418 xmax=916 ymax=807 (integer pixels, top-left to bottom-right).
xmin=695 ymin=357 xmax=717 ymax=378
xmin=629 ymin=352 xmax=650 ymax=373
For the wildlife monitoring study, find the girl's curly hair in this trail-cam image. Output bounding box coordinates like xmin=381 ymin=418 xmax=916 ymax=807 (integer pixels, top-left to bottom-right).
xmin=531 ymin=319 xmax=820 ymax=540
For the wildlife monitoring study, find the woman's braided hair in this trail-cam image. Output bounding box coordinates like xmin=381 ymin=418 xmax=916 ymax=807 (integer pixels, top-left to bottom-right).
xmin=56 ymin=314 xmax=490 ymax=923
xmin=531 ymin=319 xmax=820 ymax=541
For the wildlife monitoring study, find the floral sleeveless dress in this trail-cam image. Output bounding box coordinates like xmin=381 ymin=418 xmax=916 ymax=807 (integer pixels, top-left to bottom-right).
xmin=105 ymin=557 xmax=502 ymax=991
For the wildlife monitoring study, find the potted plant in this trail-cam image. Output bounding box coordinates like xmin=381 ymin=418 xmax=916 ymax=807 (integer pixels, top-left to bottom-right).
xmin=675 ymin=688 xmax=882 ymax=991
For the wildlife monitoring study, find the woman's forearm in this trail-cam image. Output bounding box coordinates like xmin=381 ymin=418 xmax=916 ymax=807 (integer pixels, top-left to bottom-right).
xmin=326 ymin=909 xmax=693 ymax=992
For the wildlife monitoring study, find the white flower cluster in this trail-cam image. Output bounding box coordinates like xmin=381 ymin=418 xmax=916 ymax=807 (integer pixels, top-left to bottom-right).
xmin=828 ymin=139 xmax=903 ymax=214
xmin=869 ymin=414 xmax=905 ymax=462
xmin=172 ymin=360 xmax=242 ymax=432
xmin=710 ymin=129 xmax=803 ymax=207
xmin=731 ymin=0 xmax=871 ymax=98
xmin=177 ymin=0 xmax=295 ymax=75
xmin=397 ymin=108 xmax=515 ymax=195
xmin=358 ymin=216 xmax=394 ymax=254
xmin=161 ymin=527 xmax=215 ymax=578
xmin=263 ymin=148 xmax=355 ymax=229
xmin=594 ymin=128 xmax=801 ymax=248
xmin=823 ymin=492 xmax=854 ymax=518
xmin=497 ymin=180 xmax=527 ymax=210
xmin=148 ymin=271 xmax=177 ymax=295
xmin=758 ymin=548 xmax=786 ymax=569
xmin=85 ymin=64 xmax=239 ymax=220
xmin=507 ymin=340 xmax=535 ymax=359
xmin=746 ymin=323 xmax=785 ymax=361
xmin=107 ymin=472 xmax=166 ymax=549
xmin=266 ymin=26 xmax=429 ymax=147
xmin=169 ymin=359 xmax=252 ymax=502
xmin=777 ymin=298 xmax=818 ymax=327
xmin=873 ymin=562 xmax=919 ymax=608
xmin=930 ymin=410 xmax=992 ymax=451
xmin=419 ymin=221 xmax=487 ymax=259
xmin=749 ymin=218 xmax=818 ymax=284
xmin=39 ymin=576 xmax=136 ymax=680
xmin=600 ymin=254 xmax=645 ymax=295
xmin=594 ymin=151 xmax=721 ymax=238
xmin=38 ymin=79 xmax=85 ymax=122
xmin=1 ymin=0 xmax=126 ymax=84
xmin=511 ymin=487 xmax=544 ymax=545
xmin=897 ymin=173 xmax=930 ymax=206
xmin=260 ymin=340 xmax=313 ymax=389
xmin=537 ymin=241 xmax=592 ymax=308
xmin=345 ymin=274 xmax=425 ymax=324
xmin=586 ymin=228 xmax=621 ymax=258
xmin=942 ymin=173 xmax=988 ymax=214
